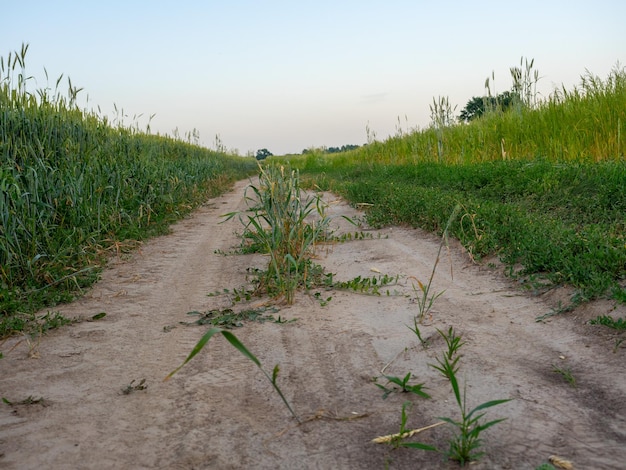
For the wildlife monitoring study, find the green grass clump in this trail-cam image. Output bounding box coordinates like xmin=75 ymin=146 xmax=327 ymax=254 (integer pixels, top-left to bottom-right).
xmin=0 ymin=44 xmax=256 ymax=335
xmin=589 ymin=315 xmax=626 ymax=330
xmin=224 ymin=164 xmax=332 ymax=304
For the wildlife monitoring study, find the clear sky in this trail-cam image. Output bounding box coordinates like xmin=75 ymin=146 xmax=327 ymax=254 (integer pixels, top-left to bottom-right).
xmin=3 ymin=1 xmax=624 ymax=155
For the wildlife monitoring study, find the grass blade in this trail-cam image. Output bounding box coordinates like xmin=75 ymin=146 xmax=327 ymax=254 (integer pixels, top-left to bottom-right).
xmin=164 ymin=326 xmax=300 ymax=422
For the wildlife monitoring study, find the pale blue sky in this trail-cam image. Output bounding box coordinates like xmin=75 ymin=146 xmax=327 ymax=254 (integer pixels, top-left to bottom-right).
xmin=3 ymin=1 xmax=624 ymax=155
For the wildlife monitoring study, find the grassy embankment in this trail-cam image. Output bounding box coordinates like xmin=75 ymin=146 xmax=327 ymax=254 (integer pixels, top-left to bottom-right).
xmin=0 ymin=45 xmax=257 ymax=336
xmin=283 ymin=65 xmax=626 ymax=310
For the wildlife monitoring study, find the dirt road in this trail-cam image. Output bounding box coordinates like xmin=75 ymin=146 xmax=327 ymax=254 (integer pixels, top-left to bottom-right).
xmin=1 ymin=179 xmax=625 ymax=469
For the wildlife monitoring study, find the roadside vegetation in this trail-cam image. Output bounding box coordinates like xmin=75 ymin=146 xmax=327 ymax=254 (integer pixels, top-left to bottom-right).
xmin=0 ymin=44 xmax=256 ymax=336
xmin=280 ymin=60 xmax=626 ymax=310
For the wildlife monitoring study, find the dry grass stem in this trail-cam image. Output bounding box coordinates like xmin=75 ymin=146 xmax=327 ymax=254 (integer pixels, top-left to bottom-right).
xmin=549 ymin=455 xmax=574 ymax=469
xmin=371 ymin=421 xmax=446 ymax=444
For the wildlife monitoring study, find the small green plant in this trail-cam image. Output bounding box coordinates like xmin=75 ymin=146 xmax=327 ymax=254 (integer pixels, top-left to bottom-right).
xmin=552 ymin=365 xmax=576 ymax=388
xmin=375 ymin=372 xmax=431 ymax=400
xmin=407 ymin=321 xmax=429 ymax=349
xmin=34 ymin=311 xmax=75 ymax=333
xmin=430 ymin=326 xmax=465 ymax=381
xmin=385 ymin=326 xmax=511 ymax=466
xmin=2 ymin=396 xmax=47 ymax=406
xmin=331 ymin=231 xmax=380 ymax=242
xmin=534 ymin=463 xmax=557 ymax=470
xmin=165 ymin=327 xmax=300 ymax=423
xmin=181 ymin=306 xmax=283 ymax=329
xmin=207 ymin=285 xmax=256 ymax=305
xmin=373 ymin=402 xmax=445 ymax=448
xmin=431 ymin=327 xmax=511 ymax=465
xmin=313 ymin=291 xmax=332 ymax=306
xmin=394 ymin=402 xmax=413 ymax=448
xmin=121 ymin=379 xmax=148 ymax=395
xmin=437 ymin=382 xmax=511 ymax=465
xmin=332 ymin=273 xmax=399 ymax=296
xmin=410 ymin=204 xmax=460 ymax=324
xmin=589 ymin=315 xmax=626 ymax=330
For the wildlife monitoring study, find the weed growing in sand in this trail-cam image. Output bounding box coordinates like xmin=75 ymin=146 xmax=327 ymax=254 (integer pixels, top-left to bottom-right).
xmin=2 ymin=396 xmax=48 ymax=408
xmin=332 ymin=273 xmax=400 ymax=296
xmin=378 ymin=326 xmax=511 ymax=465
xmin=332 ymin=231 xmax=375 ymax=242
xmin=165 ymin=327 xmax=300 ymax=423
xmin=410 ymin=204 xmax=460 ymax=324
xmin=534 ymin=463 xmax=557 ymax=470
xmin=589 ymin=314 xmax=626 ymax=330
xmin=552 ymin=365 xmax=577 ymax=388
xmin=372 ymin=402 xmax=446 ymax=449
xmin=181 ymin=306 xmax=286 ymax=329
xmin=375 ymin=372 xmax=431 ymax=400
xmin=535 ymin=299 xmax=580 ymax=322
xmin=312 ymin=291 xmax=333 ymax=306
xmin=121 ymin=379 xmax=148 ymax=395
xmin=223 ymin=164 xmax=334 ymax=304
xmin=207 ymin=286 xmax=256 ymax=304
xmin=430 ymin=327 xmax=464 ymax=380
xmin=430 ymin=327 xmax=511 ymax=465
xmin=408 ymin=322 xmax=429 ymax=349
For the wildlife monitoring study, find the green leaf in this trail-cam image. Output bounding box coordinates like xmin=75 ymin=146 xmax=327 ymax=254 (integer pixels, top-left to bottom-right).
xmin=474 ymin=417 xmax=508 ymax=433
xmin=220 ymin=329 xmax=262 ymax=367
xmin=448 ymin=367 xmax=461 ymax=407
xmin=407 ymin=385 xmax=431 ymax=399
xmin=164 ymin=327 xmax=229 ymax=380
xmin=438 ymin=416 xmax=462 ymax=427
xmin=466 ymin=398 xmax=512 ymax=420
xmin=400 ymin=441 xmax=439 ymax=451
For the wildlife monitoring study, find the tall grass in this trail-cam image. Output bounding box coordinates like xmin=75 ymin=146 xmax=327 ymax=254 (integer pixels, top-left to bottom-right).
xmin=224 ymin=164 xmax=331 ymax=304
xmin=308 ymin=63 xmax=624 ymax=166
xmin=0 ymin=44 xmax=256 ymax=334
xmin=282 ymin=65 xmax=626 ymax=304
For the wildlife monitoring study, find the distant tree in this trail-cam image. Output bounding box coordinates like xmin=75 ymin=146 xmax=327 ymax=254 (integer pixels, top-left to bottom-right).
xmin=301 ymin=145 xmax=360 ymax=155
xmin=459 ymin=91 xmax=520 ymax=122
xmin=256 ymin=148 xmax=273 ymax=160
xmin=459 ymin=96 xmax=493 ymax=122
xmin=496 ymin=91 xmax=520 ymax=110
